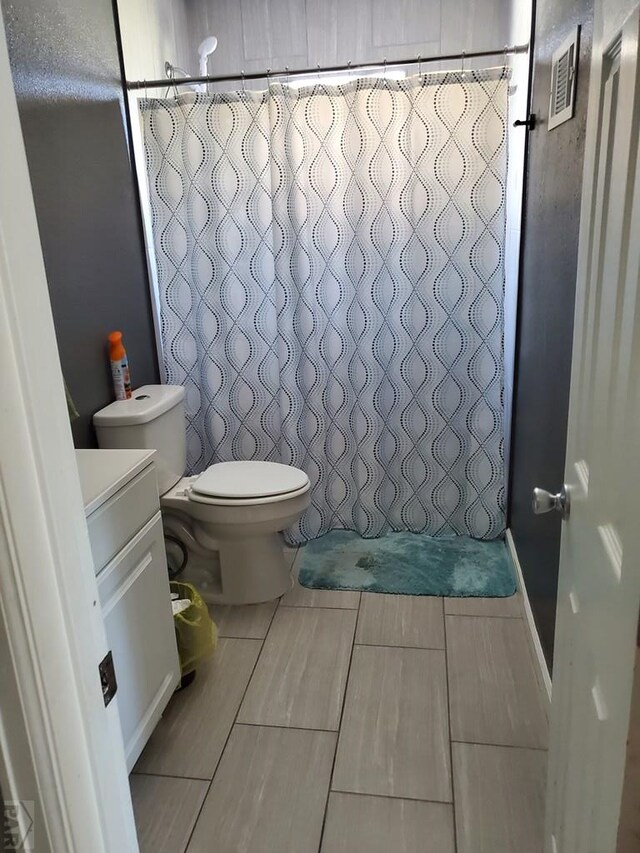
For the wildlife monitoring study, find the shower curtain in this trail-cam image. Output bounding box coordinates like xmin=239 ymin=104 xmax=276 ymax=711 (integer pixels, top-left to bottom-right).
xmin=141 ymin=68 xmax=508 ymax=543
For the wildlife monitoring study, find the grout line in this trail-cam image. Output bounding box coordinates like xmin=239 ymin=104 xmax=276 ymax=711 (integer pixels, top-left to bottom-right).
xmin=443 ymin=597 xmax=459 ymax=853
xmin=354 ymin=641 xmax=447 ymax=652
xmin=130 ymin=769 xmax=212 ymax=783
xmin=235 ymin=721 xmax=338 ymax=734
xmin=278 ymin=602 xmax=360 ymax=610
xmin=287 ymin=545 xmax=300 ymax=570
xmin=329 ymin=788 xmax=454 ymax=806
xmin=317 ymin=586 xmax=362 ymax=851
xmin=182 ymin=594 xmax=281 ymax=851
xmin=443 ymin=612 xmax=524 ymax=620
xmin=216 ymin=634 xmax=272 ymax=640
xmin=450 ymin=739 xmax=548 ymax=752
xmin=278 ymin=603 xmax=361 ymax=613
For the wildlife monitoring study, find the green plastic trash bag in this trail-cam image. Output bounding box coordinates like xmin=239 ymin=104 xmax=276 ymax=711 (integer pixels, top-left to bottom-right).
xmin=169 ymin=581 xmax=217 ymax=676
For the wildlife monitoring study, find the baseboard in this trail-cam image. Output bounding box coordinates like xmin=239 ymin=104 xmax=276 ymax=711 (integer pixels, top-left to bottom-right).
xmin=506 ymin=528 xmax=552 ymax=705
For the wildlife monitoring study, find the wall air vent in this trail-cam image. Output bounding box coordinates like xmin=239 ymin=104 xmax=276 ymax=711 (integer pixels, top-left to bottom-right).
xmin=548 ymin=27 xmax=580 ymax=130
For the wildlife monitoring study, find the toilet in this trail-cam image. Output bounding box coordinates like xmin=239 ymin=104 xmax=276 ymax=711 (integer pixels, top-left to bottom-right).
xmin=93 ymin=385 xmax=310 ymax=604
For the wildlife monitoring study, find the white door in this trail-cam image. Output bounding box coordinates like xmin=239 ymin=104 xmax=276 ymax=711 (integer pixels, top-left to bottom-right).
xmin=544 ymin=3 xmax=640 ymax=851
xmin=0 ymin=13 xmax=138 ymax=852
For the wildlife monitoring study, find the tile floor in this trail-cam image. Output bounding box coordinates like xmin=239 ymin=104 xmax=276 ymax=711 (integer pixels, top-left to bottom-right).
xmin=131 ymin=546 xmax=549 ymax=853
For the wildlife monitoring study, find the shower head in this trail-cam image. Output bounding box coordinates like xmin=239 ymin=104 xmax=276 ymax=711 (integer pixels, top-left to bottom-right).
xmin=198 ymin=36 xmax=218 ymax=77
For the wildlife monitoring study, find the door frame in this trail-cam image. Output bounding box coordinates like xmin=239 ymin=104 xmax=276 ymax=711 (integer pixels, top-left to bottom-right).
xmin=0 ymin=13 xmax=138 ymax=852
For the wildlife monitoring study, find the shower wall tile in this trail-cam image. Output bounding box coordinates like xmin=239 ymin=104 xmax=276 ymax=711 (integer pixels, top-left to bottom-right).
xmin=372 ymin=0 xmax=441 ymax=49
xmin=440 ymin=0 xmax=513 ymax=54
xmin=306 ymin=0 xmax=340 ymax=68
xmin=240 ymin=0 xmax=308 ymax=61
xmin=187 ymin=0 xmax=246 ymax=77
xmin=160 ymin=0 xmax=513 ymax=82
xmin=118 ymin=0 xmax=193 ymax=80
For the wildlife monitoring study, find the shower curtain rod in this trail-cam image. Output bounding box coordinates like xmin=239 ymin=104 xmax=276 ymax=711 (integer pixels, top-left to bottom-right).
xmin=127 ymin=43 xmax=528 ymax=91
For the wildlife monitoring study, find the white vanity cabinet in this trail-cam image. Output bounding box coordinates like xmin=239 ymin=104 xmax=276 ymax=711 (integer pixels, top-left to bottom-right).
xmin=76 ymin=449 xmax=180 ymax=772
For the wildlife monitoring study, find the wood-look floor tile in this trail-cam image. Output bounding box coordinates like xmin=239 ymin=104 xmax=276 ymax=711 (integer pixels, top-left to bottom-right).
xmin=356 ymin=593 xmax=444 ymax=648
xmin=187 ymin=725 xmax=336 ymax=853
xmin=453 ymin=742 xmax=547 ymax=853
xmin=283 ymin=544 xmax=299 ymax=568
xmin=281 ymin=552 xmax=361 ymax=609
xmin=280 ymin=581 xmax=361 ymax=609
xmin=134 ymin=638 xmax=261 ymax=779
xmin=446 ymin=615 xmax=548 ymax=748
xmin=130 ymin=774 xmax=208 ymax=853
xmin=332 ymin=645 xmax=451 ymax=801
xmin=321 ymin=792 xmax=455 ymax=853
xmin=237 ymin=606 xmax=356 ymax=730
xmin=444 ymin=592 xmax=523 ymax=618
xmin=209 ymin=600 xmax=277 ymax=639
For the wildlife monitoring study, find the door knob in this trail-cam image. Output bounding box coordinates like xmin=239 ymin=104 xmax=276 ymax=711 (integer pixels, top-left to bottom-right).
xmin=532 ymin=485 xmax=570 ymax=520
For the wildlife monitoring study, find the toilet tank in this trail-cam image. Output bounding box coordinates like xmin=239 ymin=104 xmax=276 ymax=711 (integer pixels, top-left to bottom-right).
xmin=93 ymin=385 xmax=186 ymax=494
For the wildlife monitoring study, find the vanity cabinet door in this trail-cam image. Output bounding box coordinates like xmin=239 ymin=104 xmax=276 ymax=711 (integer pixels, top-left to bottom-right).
xmin=97 ymin=511 xmax=180 ymax=771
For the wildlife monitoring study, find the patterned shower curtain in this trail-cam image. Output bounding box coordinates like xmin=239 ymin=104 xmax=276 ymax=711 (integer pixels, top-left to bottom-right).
xmin=141 ymin=69 xmax=508 ymax=543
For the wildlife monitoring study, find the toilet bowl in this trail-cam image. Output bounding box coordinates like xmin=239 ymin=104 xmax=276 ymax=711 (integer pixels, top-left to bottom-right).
xmin=93 ymin=386 xmax=310 ymax=604
xmin=161 ymin=463 xmax=310 ymax=604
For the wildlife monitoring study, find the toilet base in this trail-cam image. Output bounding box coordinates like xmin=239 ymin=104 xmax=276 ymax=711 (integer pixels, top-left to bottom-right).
xmin=212 ymin=533 xmax=291 ymax=605
xmin=161 ymin=481 xmax=309 ymax=605
xmin=162 ymin=510 xmax=294 ymax=605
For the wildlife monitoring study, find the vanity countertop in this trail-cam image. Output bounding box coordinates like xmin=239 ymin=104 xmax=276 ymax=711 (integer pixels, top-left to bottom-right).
xmin=76 ymin=448 xmax=156 ymax=515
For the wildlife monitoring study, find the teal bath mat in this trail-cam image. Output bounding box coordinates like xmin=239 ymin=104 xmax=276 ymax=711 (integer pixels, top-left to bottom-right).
xmin=298 ymin=531 xmax=516 ymax=597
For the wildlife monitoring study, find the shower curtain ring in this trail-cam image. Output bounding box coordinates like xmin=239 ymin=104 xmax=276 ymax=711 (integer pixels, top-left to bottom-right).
xmin=317 ymin=64 xmax=321 ymax=85
xmin=383 ymin=57 xmax=387 ymax=80
xmin=241 ymin=69 xmax=246 ymax=92
xmin=417 ymin=54 xmax=422 ymax=78
xmin=285 ymin=66 xmax=290 ymax=86
xmin=461 ymin=51 xmax=465 ymax=78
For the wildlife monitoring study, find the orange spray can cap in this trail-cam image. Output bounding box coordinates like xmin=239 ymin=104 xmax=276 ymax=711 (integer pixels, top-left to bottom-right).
xmin=108 ymin=331 xmax=126 ymax=361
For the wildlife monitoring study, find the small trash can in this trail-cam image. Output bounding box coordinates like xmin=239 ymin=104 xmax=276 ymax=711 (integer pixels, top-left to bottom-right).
xmin=170 ymin=581 xmax=217 ymax=688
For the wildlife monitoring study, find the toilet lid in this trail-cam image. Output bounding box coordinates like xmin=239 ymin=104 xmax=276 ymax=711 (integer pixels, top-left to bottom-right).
xmin=191 ymin=461 xmax=309 ymax=500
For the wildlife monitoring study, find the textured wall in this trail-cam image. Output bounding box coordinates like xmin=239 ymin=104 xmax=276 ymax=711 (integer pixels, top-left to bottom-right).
xmin=2 ymin=0 xmax=159 ymax=446
xmin=509 ymin=0 xmax=594 ymax=670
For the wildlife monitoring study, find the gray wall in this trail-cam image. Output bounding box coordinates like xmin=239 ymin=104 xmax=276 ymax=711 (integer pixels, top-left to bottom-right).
xmin=2 ymin=0 xmax=159 ymax=447
xmin=187 ymin=0 xmax=512 ymax=78
xmin=509 ymin=0 xmax=593 ymax=670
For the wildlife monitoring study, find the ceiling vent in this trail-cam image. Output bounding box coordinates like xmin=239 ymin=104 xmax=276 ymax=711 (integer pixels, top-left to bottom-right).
xmin=548 ymin=27 xmax=580 ymax=130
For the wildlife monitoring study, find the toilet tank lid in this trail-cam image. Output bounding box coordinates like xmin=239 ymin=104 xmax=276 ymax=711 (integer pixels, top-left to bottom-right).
xmin=93 ymin=385 xmax=185 ymax=427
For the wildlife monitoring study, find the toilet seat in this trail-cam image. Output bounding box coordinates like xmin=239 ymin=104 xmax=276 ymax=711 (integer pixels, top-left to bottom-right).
xmin=188 ymin=460 xmax=310 ymax=507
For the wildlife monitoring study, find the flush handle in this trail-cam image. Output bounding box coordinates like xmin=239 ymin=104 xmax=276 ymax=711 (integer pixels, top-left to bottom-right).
xmin=532 ymin=485 xmax=570 ymax=520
